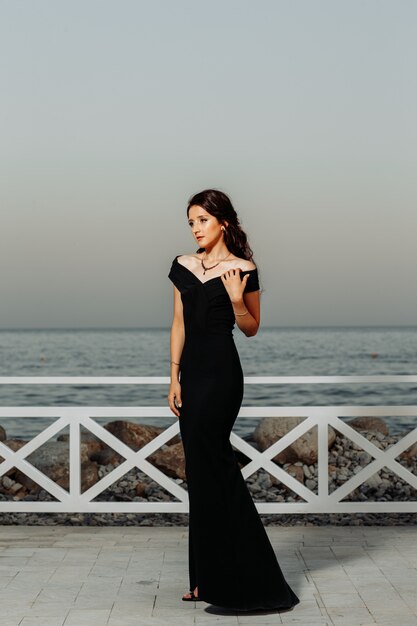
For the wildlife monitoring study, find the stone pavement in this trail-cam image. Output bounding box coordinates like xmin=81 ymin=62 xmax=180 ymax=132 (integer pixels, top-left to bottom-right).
xmin=0 ymin=524 xmax=416 ymax=626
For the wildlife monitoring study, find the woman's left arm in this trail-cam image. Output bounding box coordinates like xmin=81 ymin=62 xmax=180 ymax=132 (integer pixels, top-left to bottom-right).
xmin=231 ymin=291 xmax=260 ymax=337
xmin=220 ymin=267 xmax=261 ymax=337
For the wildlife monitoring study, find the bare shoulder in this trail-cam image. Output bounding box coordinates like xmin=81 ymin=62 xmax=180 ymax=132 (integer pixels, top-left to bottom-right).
xmin=176 ymin=254 xmax=199 ymax=269
xmin=232 ymin=256 xmax=257 ymax=271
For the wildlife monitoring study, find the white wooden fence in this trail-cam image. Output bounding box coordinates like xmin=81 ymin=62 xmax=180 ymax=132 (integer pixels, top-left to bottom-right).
xmin=0 ymin=376 xmax=416 ymax=513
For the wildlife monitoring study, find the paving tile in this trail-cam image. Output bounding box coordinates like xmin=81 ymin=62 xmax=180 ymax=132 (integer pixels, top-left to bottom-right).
xmin=319 ymin=592 xmax=367 ymax=608
xmin=20 ymin=617 xmax=66 ymax=626
xmin=1 ymin=617 xmax=28 ymax=626
xmin=73 ymin=594 xmax=116 ymax=609
xmin=194 ymin=615 xmax=239 ymax=624
xmin=107 ymin=617 xmax=161 ymax=626
xmin=370 ymin=616 xmax=417 ymax=626
xmin=281 ymin=611 xmax=326 ymax=623
xmin=0 ymin=566 xmax=20 ymax=576
xmin=63 ymin=608 xmax=112 ymax=625
xmin=326 ymin=606 xmax=374 ymax=623
xmin=1 ymin=604 xmax=34 ymax=616
xmin=0 ymin=556 xmax=30 ymax=567
xmin=20 ymin=604 xmax=69 ymax=618
xmin=312 ymin=579 xmax=357 ymax=593
xmin=237 ymin=612 xmax=285 ymax=623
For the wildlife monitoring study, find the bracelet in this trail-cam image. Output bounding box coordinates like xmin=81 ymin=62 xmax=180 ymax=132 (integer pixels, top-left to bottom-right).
xmin=171 ymin=360 xmax=180 ymax=365
xmin=234 ymin=309 xmax=249 ymax=316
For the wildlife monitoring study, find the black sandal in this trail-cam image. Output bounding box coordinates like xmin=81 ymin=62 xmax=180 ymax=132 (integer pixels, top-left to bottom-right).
xmin=182 ymin=588 xmax=201 ymax=601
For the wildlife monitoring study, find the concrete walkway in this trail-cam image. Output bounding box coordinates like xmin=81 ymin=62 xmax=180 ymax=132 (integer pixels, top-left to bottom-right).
xmin=0 ymin=525 xmax=416 ymax=626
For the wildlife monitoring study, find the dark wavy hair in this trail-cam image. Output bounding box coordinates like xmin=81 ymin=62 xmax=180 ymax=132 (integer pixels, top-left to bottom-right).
xmin=187 ymin=188 xmax=253 ymax=258
xmin=186 ymin=188 xmax=263 ymax=292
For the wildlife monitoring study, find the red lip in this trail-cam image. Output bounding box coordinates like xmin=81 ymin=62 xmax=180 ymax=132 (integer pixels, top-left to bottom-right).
xmin=196 ymin=236 xmax=204 ymax=240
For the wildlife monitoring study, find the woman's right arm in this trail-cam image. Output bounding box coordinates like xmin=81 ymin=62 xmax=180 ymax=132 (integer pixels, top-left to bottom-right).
xmin=168 ymin=284 xmax=185 ymax=418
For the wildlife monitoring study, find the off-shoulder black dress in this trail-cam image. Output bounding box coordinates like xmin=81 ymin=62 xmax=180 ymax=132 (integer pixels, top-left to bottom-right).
xmin=168 ymin=254 xmax=300 ymax=611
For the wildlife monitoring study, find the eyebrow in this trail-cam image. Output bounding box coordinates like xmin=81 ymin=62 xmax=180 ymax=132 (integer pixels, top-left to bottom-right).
xmin=188 ymin=215 xmax=208 ymax=221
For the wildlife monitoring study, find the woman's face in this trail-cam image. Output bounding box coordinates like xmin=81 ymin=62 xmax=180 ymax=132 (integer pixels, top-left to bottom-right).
xmin=187 ymin=205 xmax=223 ymax=247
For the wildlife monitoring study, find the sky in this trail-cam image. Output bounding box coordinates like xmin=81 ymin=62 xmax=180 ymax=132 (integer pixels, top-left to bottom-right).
xmin=1 ymin=0 xmax=416 ymax=328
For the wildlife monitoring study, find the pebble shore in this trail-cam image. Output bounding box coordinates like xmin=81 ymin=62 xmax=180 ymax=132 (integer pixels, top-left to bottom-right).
xmin=0 ymin=511 xmax=416 ymax=526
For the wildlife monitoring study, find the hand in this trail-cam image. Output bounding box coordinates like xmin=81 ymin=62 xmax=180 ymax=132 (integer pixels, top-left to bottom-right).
xmin=168 ymin=381 xmax=182 ymax=418
xmin=220 ymin=268 xmax=250 ymax=303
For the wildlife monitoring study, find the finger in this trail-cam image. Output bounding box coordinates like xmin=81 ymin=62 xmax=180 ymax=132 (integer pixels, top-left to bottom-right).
xmin=168 ymin=397 xmax=180 ymax=417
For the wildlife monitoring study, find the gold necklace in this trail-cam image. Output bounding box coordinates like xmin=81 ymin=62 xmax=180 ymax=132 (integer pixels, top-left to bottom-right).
xmin=201 ymin=252 xmax=232 ymax=275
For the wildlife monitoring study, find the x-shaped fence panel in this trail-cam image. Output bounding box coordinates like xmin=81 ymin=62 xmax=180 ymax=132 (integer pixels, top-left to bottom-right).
xmin=0 ymin=376 xmax=416 ymax=513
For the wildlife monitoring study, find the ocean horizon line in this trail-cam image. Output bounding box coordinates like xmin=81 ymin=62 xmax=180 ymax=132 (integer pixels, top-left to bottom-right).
xmin=1 ymin=324 xmax=417 ymax=332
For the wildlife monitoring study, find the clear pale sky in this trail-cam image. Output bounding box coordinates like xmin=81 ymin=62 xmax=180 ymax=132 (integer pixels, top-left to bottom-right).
xmin=1 ymin=0 xmax=416 ymax=328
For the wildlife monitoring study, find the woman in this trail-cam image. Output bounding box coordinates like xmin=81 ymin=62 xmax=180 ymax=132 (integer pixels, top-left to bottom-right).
xmin=167 ymin=189 xmax=300 ymax=612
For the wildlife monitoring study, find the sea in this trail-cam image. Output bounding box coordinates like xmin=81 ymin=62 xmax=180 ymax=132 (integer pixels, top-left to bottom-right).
xmin=0 ymin=326 xmax=416 ymax=439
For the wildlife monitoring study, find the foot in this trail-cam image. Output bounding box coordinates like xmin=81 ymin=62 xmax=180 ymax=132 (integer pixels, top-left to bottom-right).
xmin=182 ymin=586 xmax=198 ymax=600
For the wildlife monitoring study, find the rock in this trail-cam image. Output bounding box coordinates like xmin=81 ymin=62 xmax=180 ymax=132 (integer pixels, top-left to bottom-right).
xmin=28 ymin=441 xmax=89 ymax=465
xmin=0 ymin=475 xmax=26 ymax=500
xmin=258 ymin=473 xmax=272 ymax=489
xmin=104 ymin=420 xmax=180 ymax=451
xmin=91 ymin=447 xmax=123 ymax=467
xmin=379 ymin=478 xmax=392 ymax=492
xmin=358 ymin=451 xmax=373 ymax=465
xmin=1 ymin=476 xmax=14 ymax=490
xmin=15 ymin=461 xmax=98 ymax=495
xmin=81 ymin=463 xmax=99 ymax=493
xmin=0 ymin=425 xmax=6 ymax=441
xmin=14 ymin=441 xmax=97 ymax=493
xmin=303 ymin=464 xmax=312 ymax=478
xmin=399 ymin=442 xmax=417 ymax=463
xmin=2 ymin=439 xmax=28 ymax=451
xmin=0 ymin=439 xmax=29 ymax=476
xmin=328 ymin=464 xmax=337 ymax=478
xmin=91 ymin=420 xmax=185 ymax=471
xmin=10 ymin=481 xmax=23 ymax=494
xmin=363 ymin=473 xmax=382 ymax=489
xmin=347 ymin=417 xmax=389 ymax=436
xmin=148 ymin=442 xmax=186 ymax=480
xmin=336 ymin=471 xmax=348 ymax=482
xmin=253 ymin=416 xmax=336 ymax=465
xmin=57 ymin=432 xmax=103 ymax=458
xmin=285 ymin=464 xmax=304 ymax=483
xmin=135 ymin=483 xmax=147 ymax=497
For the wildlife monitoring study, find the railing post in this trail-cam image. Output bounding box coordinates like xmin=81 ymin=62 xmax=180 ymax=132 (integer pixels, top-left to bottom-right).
xmin=69 ymin=419 xmax=81 ymax=504
xmin=317 ymin=419 xmax=329 ymax=503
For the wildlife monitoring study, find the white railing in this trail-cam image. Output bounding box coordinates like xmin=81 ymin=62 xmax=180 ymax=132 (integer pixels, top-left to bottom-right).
xmin=0 ymin=376 xmax=416 ymax=513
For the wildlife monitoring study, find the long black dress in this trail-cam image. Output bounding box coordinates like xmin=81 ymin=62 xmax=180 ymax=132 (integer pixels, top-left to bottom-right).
xmin=168 ymin=254 xmax=300 ymax=611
